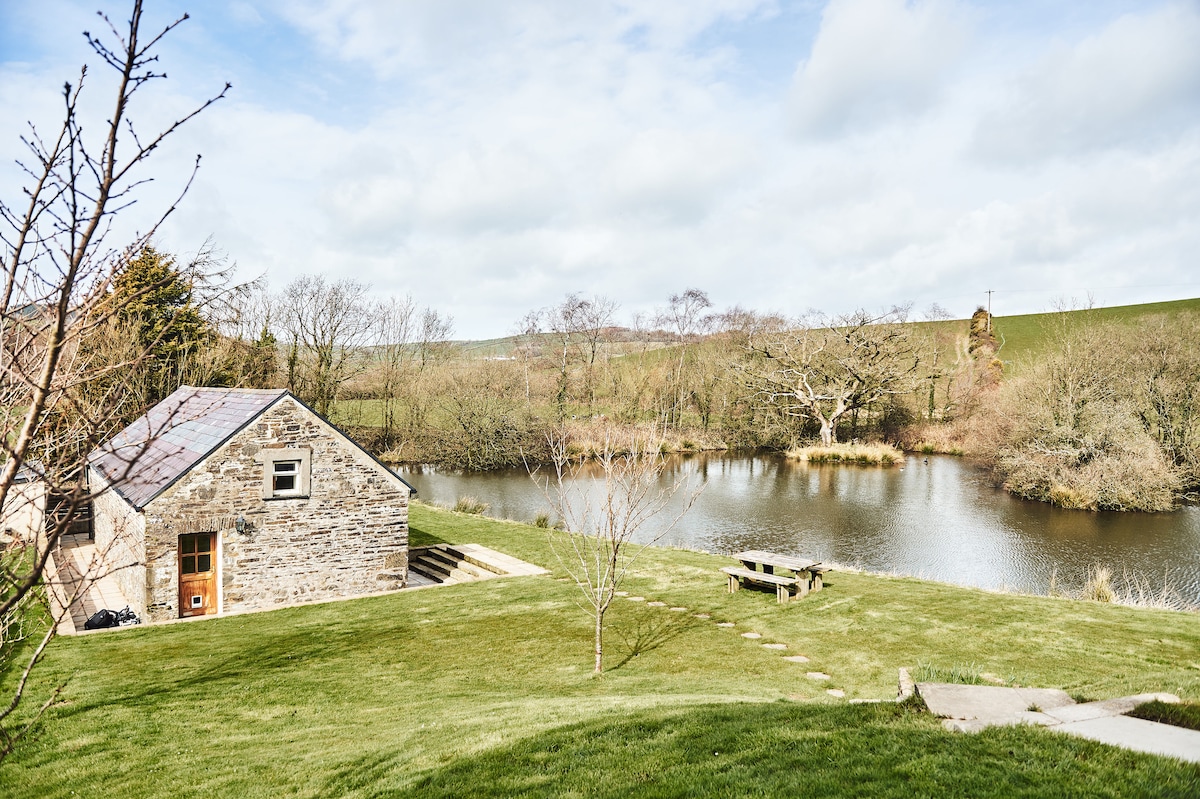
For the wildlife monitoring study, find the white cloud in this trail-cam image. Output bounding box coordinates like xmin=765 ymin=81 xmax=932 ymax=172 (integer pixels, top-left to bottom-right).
xmin=600 ymin=128 xmax=758 ymax=224
xmin=972 ymin=3 xmax=1200 ymax=162
xmin=789 ymin=0 xmax=973 ymax=138
xmin=269 ymin=0 xmax=775 ymax=78
xmin=5 ymin=1 xmax=1200 ymax=339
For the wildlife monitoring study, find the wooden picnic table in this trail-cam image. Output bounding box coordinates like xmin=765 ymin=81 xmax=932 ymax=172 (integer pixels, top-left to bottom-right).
xmin=720 ymin=550 xmax=829 ymax=603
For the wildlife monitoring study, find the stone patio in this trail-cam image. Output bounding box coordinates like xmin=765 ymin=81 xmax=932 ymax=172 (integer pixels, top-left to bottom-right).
xmin=47 ymin=533 xmax=135 ymax=635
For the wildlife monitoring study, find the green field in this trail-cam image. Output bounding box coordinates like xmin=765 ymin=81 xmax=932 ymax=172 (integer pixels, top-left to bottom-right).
xmin=4 ymin=504 xmax=1198 ymax=797
xmin=991 ymin=297 xmax=1200 ymax=367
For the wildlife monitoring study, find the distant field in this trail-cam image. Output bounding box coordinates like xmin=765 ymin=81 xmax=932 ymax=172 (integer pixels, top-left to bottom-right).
xmin=454 ymin=298 xmax=1200 ymax=367
xmin=992 ymin=297 xmax=1200 ymax=366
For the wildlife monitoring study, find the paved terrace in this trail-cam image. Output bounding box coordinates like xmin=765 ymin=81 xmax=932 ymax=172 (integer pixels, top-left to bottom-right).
xmin=47 ymin=533 xmax=134 ymax=635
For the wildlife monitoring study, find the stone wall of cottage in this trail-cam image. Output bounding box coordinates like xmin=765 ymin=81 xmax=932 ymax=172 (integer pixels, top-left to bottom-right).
xmin=88 ymin=469 xmax=148 ymax=618
xmin=140 ymin=397 xmax=408 ymax=622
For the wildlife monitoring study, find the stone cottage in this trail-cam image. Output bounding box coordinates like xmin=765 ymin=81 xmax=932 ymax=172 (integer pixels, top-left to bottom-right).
xmin=87 ymin=386 xmax=413 ymax=623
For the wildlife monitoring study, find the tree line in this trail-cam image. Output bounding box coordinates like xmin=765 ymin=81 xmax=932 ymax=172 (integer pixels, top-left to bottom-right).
xmin=58 ymin=245 xmax=1200 ymax=516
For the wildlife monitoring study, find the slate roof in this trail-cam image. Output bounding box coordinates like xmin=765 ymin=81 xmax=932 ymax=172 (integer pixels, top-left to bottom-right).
xmin=88 ymin=386 xmax=288 ymax=509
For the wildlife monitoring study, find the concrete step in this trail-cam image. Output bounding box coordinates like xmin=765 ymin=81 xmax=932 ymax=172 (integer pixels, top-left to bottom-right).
xmin=409 ymin=546 xmax=496 ymax=584
xmin=407 ymin=544 xmax=548 ymax=587
xmin=449 ymin=543 xmax=547 ymax=577
xmin=408 ymin=560 xmax=458 ymax=584
xmin=425 ymin=547 xmax=491 ymax=578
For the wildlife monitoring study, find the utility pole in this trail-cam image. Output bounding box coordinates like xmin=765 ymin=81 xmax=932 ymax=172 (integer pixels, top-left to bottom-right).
xmin=985 ymin=290 xmax=994 ymax=333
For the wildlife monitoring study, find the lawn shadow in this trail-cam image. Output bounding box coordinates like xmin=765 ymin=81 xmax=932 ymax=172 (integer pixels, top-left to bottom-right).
xmin=409 ymin=524 xmax=451 ymax=547
xmin=608 ymin=604 xmax=703 ymax=671
xmin=397 ymin=700 xmax=1200 ymax=798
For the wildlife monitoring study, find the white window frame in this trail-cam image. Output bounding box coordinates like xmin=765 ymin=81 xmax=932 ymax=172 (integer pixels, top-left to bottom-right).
xmin=261 ymin=448 xmax=311 ymax=499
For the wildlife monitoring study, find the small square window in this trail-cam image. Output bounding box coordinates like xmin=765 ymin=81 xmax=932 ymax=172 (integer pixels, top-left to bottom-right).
xmin=262 ymin=449 xmax=311 ymax=499
xmin=272 ymin=460 xmax=300 ymax=494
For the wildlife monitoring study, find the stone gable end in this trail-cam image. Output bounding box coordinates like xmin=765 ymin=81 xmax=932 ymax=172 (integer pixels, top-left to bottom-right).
xmin=139 ymin=396 xmax=408 ymax=621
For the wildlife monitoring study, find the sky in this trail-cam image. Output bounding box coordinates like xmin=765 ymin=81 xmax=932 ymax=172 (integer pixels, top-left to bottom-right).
xmin=2 ymin=0 xmax=1199 ymax=339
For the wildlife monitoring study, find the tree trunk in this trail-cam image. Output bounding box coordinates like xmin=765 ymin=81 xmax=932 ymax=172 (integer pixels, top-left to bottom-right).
xmin=819 ymin=418 xmax=834 ymax=447
xmin=594 ymin=608 xmax=604 ymax=674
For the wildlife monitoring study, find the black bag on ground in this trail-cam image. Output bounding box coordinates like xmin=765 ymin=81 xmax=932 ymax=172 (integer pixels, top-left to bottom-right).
xmin=83 ymin=608 xmax=119 ymax=630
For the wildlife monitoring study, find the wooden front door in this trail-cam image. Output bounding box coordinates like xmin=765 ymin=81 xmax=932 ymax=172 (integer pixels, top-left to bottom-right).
xmin=178 ymin=533 xmax=217 ymax=617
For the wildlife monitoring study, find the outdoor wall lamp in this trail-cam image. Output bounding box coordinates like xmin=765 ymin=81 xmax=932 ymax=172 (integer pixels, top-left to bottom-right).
xmin=236 ymin=515 xmax=247 ymax=534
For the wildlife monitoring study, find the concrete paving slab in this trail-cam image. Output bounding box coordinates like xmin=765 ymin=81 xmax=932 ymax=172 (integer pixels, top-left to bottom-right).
xmin=1056 ymin=715 xmax=1200 ymax=764
xmin=941 ymin=712 xmax=1057 ymax=733
xmin=453 ymin=543 xmax=547 ymax=576
xmin=918 ymin=683 xmax=1073 ymax=721
xmin=1043 ymin=693 xmax=1179 ymax=724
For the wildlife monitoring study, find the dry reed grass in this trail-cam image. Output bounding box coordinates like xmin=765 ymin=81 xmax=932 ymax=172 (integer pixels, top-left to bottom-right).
xmin=560 ymin=418 xmax=728 ymax=462
xmin=787 ymin=442 xmax=905 ymax=466
xmin=452 ymin=496 xmax=489 ymax=514
xmin=1073 ymin=563 xmax=1194 ymax=611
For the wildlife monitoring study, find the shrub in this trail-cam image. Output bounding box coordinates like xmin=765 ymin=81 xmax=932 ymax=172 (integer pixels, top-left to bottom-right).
xmin=996 ymin=413 xmax=1180 ymax=512
xmin=453 ymin=496 xmax=488 ymax=515
xmin=986 ymin=314 xmax=1195 ymax=512
xmin=1082 ymin=566 xmax=1115 ymax=603
xmin=533 ymin=512 xmax=551 ymax=528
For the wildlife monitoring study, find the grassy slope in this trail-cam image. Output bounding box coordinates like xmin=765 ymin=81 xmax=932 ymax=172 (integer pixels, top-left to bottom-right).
xmin=992 ymin=297 xmax=1200 ymax=366
xmin=5 ymin=504 xmax=1199 ymax=797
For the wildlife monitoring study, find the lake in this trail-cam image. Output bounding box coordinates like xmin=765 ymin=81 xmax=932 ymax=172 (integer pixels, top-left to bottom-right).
xmin=397 ymin=453 xmax=1200 ymax=605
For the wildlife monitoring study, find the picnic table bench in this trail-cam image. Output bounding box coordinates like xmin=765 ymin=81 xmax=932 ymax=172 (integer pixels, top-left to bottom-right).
xmin=720 ymin=550 xmax=829 ymax=603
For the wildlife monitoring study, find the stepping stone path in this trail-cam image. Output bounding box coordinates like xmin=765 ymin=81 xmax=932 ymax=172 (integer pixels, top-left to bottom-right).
xmin=620 ymin=596 xmax=827 ymax=687
xmin=827 ymin=689 xmax=845 ymax=698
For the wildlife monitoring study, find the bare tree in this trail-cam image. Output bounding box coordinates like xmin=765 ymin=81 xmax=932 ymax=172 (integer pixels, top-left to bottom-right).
xmin=374 ymin=295 xmax=417 ymax=445
xmin=739 ymin=309 xmax=922 ymax=446
xmin=535 ymin=434 xmax=698 ymax=674
xmin=416 ymin=308 xmax=454 ymax=369
xmin=536 ymin=293 xmax=589 ymax=420
xmin=512 ymin=309 xmax=543 ymax=403
xmin=656 ymin=288 xmax=712 ymax=430
xmin=278 ymin=275 xmax=373 ymax=416
xmin=918 ymin=303 xmax=956 ymax=421
xmin=574 ymin=295 xmax=618 ymax=409
xmin=0 ymin=1 xmax=226 ymax=762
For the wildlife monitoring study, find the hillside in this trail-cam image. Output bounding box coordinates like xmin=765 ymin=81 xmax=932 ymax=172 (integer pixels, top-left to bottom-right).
xmin=990 ymin=297 xmax=1200 ymax=366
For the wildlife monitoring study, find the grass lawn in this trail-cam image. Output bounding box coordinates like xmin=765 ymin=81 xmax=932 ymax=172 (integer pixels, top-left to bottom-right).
xmin=4 ymin=503 xmax=1199 ymax=797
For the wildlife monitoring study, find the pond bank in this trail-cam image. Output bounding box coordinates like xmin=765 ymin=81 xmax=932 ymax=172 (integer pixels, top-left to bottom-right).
xmin=398 ymin=452 xmax=1200 ymax=606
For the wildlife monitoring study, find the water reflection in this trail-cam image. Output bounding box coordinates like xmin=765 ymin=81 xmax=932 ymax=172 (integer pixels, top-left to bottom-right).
xmin=398 ymin=453 xmax=1200 ymax=603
